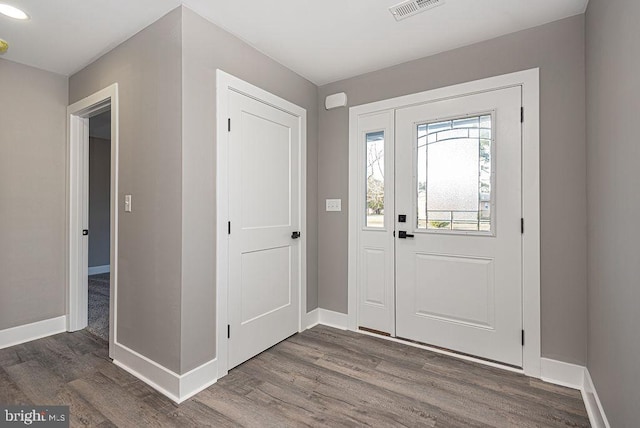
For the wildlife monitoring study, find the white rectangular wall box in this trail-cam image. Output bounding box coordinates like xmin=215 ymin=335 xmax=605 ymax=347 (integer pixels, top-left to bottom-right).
xmin=326 ymin=199 xmax=342 ymax=212
xmin=325 ymin=93 xmax=348 ymax=110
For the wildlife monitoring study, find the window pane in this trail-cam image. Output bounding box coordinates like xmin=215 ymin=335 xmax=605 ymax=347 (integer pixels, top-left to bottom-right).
xmin=366 ymin=131 xmax=385 ymax=228
xmin=417 ymin=114 xmax=493 ymax=232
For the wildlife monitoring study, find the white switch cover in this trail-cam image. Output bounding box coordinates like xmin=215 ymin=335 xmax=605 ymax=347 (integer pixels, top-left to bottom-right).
xmin=124 ymin=195 xmax=132 ymax=212
xmin=326 ymin=199 xmax=341 ymax=212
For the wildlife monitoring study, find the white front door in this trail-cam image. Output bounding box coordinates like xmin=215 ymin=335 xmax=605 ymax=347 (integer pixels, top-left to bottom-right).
xmin=228 ymin=90 xmax=301 ymax=369
xmin=395 ymin=87 xmax=523 ymax=366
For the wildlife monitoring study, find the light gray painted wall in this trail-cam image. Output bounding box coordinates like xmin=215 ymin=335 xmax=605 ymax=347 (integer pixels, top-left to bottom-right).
xmin=586 ymin=0 xmax=640 ymax=424
xmin=69 ymin=9 xmax=184 ymax=372
xmin=317 ymin=15 xmax=587 ymax=365
xmin=180 ymin=7 xmax=319 ymax=372
xmin=0 ymin=59 xmax=68 ymax=330
xmin=88 ymin=137 xmax=111 ymax=268
xmin=70 ymin=6 xmax=318 ymax=374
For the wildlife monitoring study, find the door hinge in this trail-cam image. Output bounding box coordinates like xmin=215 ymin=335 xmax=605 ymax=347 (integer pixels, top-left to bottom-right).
xmin=520 ymin=107 xmax=524 ymax=123
xmin=228 ymin=118 xmax=231 ymax=132
xmin=228 ymin=221 xmax=231 ymax=235
xmin=521 ymin=330 xmax=525 ymax=346
xmin=521 ymin=218 xmax=524 ymax=234
xmin=227 ymin=325 xmax=231 ymax=339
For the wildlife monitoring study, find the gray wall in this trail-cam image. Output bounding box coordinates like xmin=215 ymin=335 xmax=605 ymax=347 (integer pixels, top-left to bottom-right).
xmin=70 ymin=6 xmax=318 ymax=374
xmin=69 ymin=9 xmax=184 ymax=373
xmin=317 ymin=15 xmax=587 ymax=365
xmin=0 ymin=59 xmax=68 ymax=330
xmin=180 ymin=6 xmax=319 ymax=372
xmin=586 ymin=0 xmax=640 ymax=425
xmin=88 ymin=137 xmax=111 ymax=268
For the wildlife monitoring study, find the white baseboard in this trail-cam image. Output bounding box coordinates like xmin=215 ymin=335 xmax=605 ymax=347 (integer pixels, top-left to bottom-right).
xmin=317 ymin=309 xmax=349 ymax=330
xmin=540 ymin=358 xmax=585 ymax=390
xmin=113 ymin=342 xmax=217 ymax=403
xmin=305 ymin=308 xmax=320 ymax=329
xmin=537 ymin=358 xmax=610 ymax=428
xmin=88 ymin=265 xmax=110 ymax=275
xmin=0 ymin=315 xmax=67 ymax=349
xmin=179 ymin=358 xmax=218 ymax=401
xmin=582 ymin=369 xmax=610 ymax=428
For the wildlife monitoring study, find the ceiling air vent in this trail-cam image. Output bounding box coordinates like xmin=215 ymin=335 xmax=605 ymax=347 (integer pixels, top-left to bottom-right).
xmin=389 ymin=0 xmax=445 ymax=21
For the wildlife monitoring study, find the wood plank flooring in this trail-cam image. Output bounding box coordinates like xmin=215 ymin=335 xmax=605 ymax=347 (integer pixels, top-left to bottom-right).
xmin=0 ymin=325 xmax=590 ymax=427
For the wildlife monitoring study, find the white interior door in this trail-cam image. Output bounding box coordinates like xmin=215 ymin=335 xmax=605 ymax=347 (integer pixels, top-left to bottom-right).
xmin=228 ymin=90 xmax=301 ymax=369
xmin=395 ymin=87 xmax=523 ymax=366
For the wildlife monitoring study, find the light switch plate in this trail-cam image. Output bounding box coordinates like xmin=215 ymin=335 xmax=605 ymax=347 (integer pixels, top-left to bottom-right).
xmin=326 ymin=199 xmax=341 ymax=212
xmin=124 ymin=195 xmax=132 ymax=212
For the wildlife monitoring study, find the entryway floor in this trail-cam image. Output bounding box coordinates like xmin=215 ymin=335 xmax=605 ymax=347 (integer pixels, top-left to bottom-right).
xmin=87 ymin=273 xmax=110 ymax=341
xmin=0 ymin=325 xmax=589 ymax=427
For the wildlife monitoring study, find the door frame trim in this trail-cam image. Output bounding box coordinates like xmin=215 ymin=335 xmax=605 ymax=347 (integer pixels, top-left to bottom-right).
xmin=215 ymin=70 xmax=307 ymax=378
xmin=67 ymin=83 xmax=119 ymax=359
xmin=347 ymin=69 xmax=541 ymax=377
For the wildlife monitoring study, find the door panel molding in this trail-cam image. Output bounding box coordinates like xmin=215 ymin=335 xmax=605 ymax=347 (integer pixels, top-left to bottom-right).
xmin=216 ymin=70 xmax=307 ymax=378
xmin=348 ymin=69 xmax=540 ymax=377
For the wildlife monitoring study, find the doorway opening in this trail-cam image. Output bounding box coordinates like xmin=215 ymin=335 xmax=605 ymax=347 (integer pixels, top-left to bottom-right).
xmin=87 ymin=110 xmax=111 ymax=341
xmin=67 ymin=84 xmax=118 ymax=359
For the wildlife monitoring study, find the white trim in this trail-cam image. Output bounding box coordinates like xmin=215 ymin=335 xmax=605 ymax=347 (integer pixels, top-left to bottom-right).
xmin=348 ymin=68 xmax=541 ymax=377
xmin=67 ymin=84 xmax=119 ymax=360
xmin=540 ymin=358 xmax=585 ymax=390
xmin=582 ymin=369 xmax=611 ymax=428
xmin=216 ymin=70 xmax=307 ymax=379
xmin=179 ymin=358 xmax=219 ymax=402
xmin=113 ymin=343 xmax=217 ymax=404
xmin=0 ymin=316 xmax=67 ymax=349
xmin=305 ymin=308 xmax=320 ymax=329
xmin=88 ymin=265 xmax=110 ymax=275
xmin=317 ymin=309 xmax=349 ymax=330
xmin=536 ymin=359 xmax=610 ymax=428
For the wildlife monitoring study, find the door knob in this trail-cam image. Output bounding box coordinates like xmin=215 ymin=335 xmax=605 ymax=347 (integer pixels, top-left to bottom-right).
xmin=291 ymin=231 xmax=301 ymax=239
xmin=398 ymin=231 xmax=414 ymax=239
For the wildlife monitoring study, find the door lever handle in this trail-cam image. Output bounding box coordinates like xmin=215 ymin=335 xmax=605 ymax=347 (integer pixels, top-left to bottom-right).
xmin=291 ymin=231 xmax=301 ymax=239
xmin=398 ymin=231 xmax=414 ymax=239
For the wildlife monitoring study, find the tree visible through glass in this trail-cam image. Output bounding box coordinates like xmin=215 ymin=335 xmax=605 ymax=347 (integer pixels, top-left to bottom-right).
xmin=366 ymin=131 xmax=385 ymax=228
xmin=417 ymin=114 xmax=492 ymax=232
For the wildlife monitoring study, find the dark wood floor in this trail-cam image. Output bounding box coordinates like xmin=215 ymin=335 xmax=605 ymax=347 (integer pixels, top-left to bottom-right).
xmin=0 ymin=325 xmax=589 ymax=427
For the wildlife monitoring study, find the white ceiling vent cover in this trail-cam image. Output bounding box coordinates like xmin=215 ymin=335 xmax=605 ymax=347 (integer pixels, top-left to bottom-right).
xmin=389 ymin=0 xmax=445 ymax=21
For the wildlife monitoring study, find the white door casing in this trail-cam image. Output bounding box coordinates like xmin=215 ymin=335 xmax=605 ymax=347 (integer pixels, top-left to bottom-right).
xmin=348 ymin=69 xmax=540 ymax=377
xmin=216 ymin=70 xmax=307 ymax=377
xmin=395 ymin=87 xmax=523 ymax=367
xmin=67 ymin=84 xmax=119 ymax=359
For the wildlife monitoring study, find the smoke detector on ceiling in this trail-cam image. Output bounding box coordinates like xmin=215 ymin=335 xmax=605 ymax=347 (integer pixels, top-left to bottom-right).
xmin=389 ymin=0 xmax=445 ymax=21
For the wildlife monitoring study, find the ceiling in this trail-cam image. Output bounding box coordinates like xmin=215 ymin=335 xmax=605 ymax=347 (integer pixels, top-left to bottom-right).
xmin=1 ymin=0 xmax=588 ymax=85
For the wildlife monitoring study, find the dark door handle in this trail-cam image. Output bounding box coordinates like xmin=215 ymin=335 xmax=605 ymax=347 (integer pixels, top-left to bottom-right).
xmin=82 ymin=229 xmax=89 ymax=236
xmin=398 ymin=231 xmax=414 ymax=239
xmin=291 ymin=231 xmax=301 ymax=239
